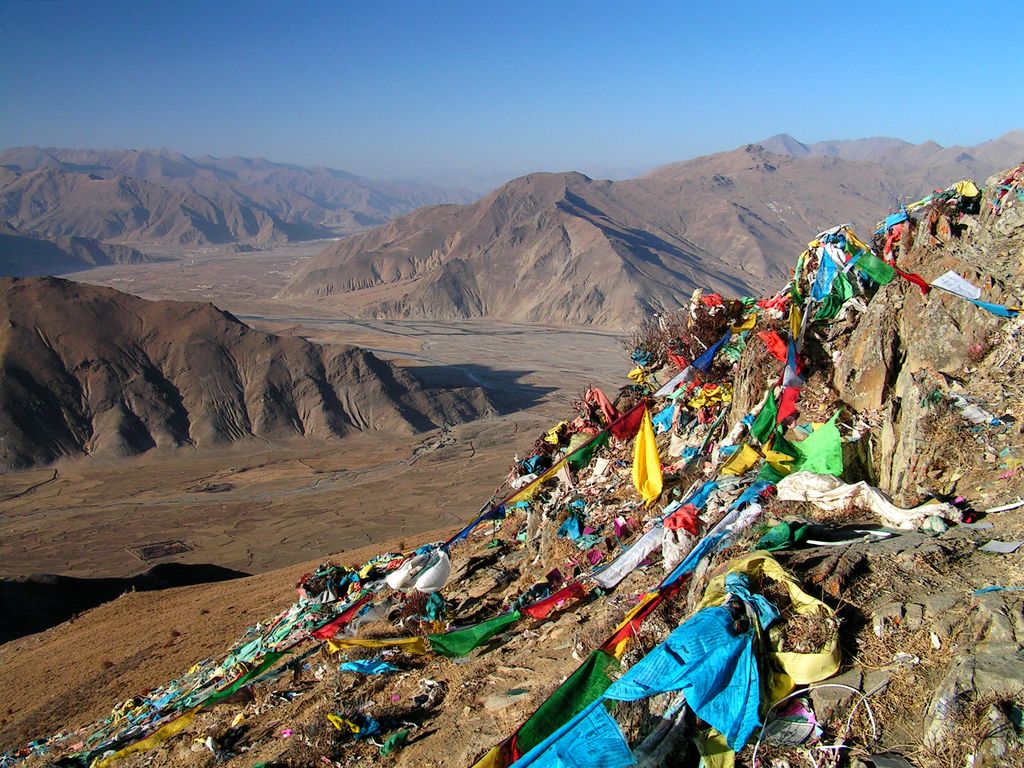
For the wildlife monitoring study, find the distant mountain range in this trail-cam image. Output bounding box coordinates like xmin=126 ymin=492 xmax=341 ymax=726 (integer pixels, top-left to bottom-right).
xmin=285 ymin=131 xmax=1024 ymax=327
xmin=0 ymin=147 xmax=474 ymax=253
xmin=2 ymin=133 xmax=1022 ymax=322
xmin=758 ymin=131 xmax=1024 ymax=175
xmin=0 ymin=277 xmax=494 ymax=468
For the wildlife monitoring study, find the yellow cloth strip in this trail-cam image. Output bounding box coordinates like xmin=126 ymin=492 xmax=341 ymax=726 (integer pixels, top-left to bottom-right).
xmin=632 ymin=408 xmax=663 ymax=506
xmin=730 ymin=313 xmax=757 ymax=333
xmin=325 ymin=636 xmax=429 ymax=655
xmin=846 ymin=230 xmax=874 ymax=255
xmin=720 ymin=444 xmax=760 ymax=476
xmin=696 ymin=552 xmax=841 ymax=701
xmin=506 ymin=461 xmax=563 ymax=505
xmin=627 ymin=366 xmax=650 ymax=384
xmin=92 ymin=709 xmax=198 ymax=768
xmin=606 ymin=592 xmax=659 ymax=660
xmin=469 ymin=745 xmax=506 ymax=768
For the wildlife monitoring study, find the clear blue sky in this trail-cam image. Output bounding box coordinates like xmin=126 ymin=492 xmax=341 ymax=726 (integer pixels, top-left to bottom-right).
xmin=1 ymin=0 xmax=1020 ymax=184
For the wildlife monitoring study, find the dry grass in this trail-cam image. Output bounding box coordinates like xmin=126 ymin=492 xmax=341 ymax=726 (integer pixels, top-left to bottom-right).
xmin=837 ymin=623 xmax=958 ymax=757
xmin=919 ymin=396 xmax=978 ymax=474
xmin=622 ymin=303 xmax=743 ymax=377
xmin=915 ymin=693 xmax=1024 ymax=768
xmin=739 ymin=740 xmax=841 ymax=768
xmin=760 ymin=577 xmax=837 ymax=655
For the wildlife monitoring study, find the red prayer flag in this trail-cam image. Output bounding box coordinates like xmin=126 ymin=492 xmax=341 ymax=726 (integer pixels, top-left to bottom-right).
xmin=895 ymin=267 xmax=931 ymax=295
xmin=522 ymin=582 xmax=589 ymax=620
xmin=776 ymin=386 xmax=801 ymax=425
xmin=609 ymin=401 xmax=647 ymax=441
xmin=311 ymin=594 xmax=373 ymax=640
xmin=757 ymin=330 xmax=788 ymax=362
xmin=664 ymin=504 xmax=700 ymax=535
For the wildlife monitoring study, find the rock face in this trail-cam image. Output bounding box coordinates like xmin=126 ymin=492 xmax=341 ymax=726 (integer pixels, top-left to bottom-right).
xmin=826 ymin=182 xmax=1024 ymax=504
xmin=0 ymin=277 xmax=495 ymax=468
xmin=287 ymin=139 xmax=1023 ymax=328
xmin=0 ymin=147 xmax=473 ymax=246
xmin=834 ymin=285 xmax=902 ymax=412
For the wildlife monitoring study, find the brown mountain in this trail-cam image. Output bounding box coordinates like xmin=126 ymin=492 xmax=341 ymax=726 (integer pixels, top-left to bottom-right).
xmin=0 ymin=221 xmax=149 ymax=276
xmin=0 ymin=147 xmax=473 ymax=247
xmin=286 ymin=134 xmax=1024 ymax=328
xmin=0 ymin=277 xmax=495 ymax=469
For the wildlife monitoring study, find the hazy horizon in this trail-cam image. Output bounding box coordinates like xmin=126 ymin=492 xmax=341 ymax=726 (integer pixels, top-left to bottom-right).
xmin=2 ymin=0 xmax=1022 ymax=187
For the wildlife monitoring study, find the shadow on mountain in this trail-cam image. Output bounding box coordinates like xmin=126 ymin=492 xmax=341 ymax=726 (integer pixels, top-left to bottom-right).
xmin=408 ymin=363 xmax=554 ymax=412
xmin=0 ymin=563 xmax=250 ymax=645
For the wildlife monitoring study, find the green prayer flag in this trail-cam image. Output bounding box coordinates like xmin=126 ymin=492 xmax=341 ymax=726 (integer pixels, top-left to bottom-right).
xmin=566 ymin=431 xmax=610 ymax=471
xmin=514 ymin=650 xmax=620 ymax=754
xmin=792 ymin=413 xmax=844 ymax=477
xmin=750 ymin=389 xmax=778 ymax=443
xmin=814 ymin=270 xmax=854 ymax=321
xmin=191 ymin=652 xmax=285 ymax=709
xmin=427 ymin=611 xmax=521 ymax=658
xmin=852 ymin=249 xmax=895 ymax=285
xmin=755 ymin=461 xmax=787 ymax=484
xmin=755 ymin=521 xmax=811 ymax=552
xmin=380 ymin=729 xmax=410 ymax=755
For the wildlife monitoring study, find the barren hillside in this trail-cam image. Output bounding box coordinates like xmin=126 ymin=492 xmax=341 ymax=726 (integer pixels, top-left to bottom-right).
xmin=286 ymin=136 xmax=1024 ymax=328
xmin=0 ymin=147 xmax=473 ymax=247
xmin=0 ymin=277 xmax=495 ymax=468
xmin=0 ymin=221 xmax=149 ymax=276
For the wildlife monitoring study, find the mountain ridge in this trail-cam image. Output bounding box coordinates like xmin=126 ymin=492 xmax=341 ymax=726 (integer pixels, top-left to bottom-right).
xmin=0 ymin=221 xmax=150 ymax=276
xmin=285 ymin=133 xmax=1024 ymax=328
xmin=0 ymin=277 xmax=496 ymax=469
xmin=0 ymin=146 xmax=475 ymax=248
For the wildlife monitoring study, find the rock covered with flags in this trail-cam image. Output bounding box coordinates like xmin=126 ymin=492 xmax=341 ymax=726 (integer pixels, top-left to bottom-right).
xmin=6 ymin=161 xmax=1024 ymax=768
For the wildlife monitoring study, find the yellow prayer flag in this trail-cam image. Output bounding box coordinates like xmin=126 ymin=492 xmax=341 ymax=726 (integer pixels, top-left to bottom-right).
xmin=627 ymin=366 xmax=649 ymax=385
xmin=469 ymin=745 xmax=507 ymax=768
xmin=846 ymin=230 xmax=874 ymax=255
xmin=720 ymin=443 xmax=761 ymax=476
xmin=632 ymin=408 xmax=662 ymax=506
xmin=326 ymin=636 xmax=430 ymax=655
xmin=730 ymin=312 xmax=757 ymax=333
xmin=762 ymin=448 xmax=795 ymax=477
xmin=543 ymin=421 xmax=568 ymax=444
xmin=93 ymin=709 xmax=199 ymax=767
xmin=506 ymin=461 xmax=564 ymax=505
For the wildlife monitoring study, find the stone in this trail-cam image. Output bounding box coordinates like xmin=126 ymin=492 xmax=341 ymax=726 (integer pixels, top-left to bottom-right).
xmin=482 ymin=688 xmax=531 ymax=711
xmin=833 ymin=283 xmax=902 ymax=413
xmin=974 ymin=704 xmax=1015 ymax=767
xmin=904 ymin=603 xmax=925 ymax=631
xmin=922 ymin=593 xmax=958 ymax=618
xmin=864 ymin=669 xmax=893 ymax=696
xmin=873 ymin=602 xmax=904 ymax=637
xmin=811 ymin=668 xmax=863 ymax=721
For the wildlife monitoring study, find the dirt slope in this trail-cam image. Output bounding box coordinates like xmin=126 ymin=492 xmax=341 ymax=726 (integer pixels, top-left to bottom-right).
xmin=0 ymin=532 xmax=443 ymax=755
